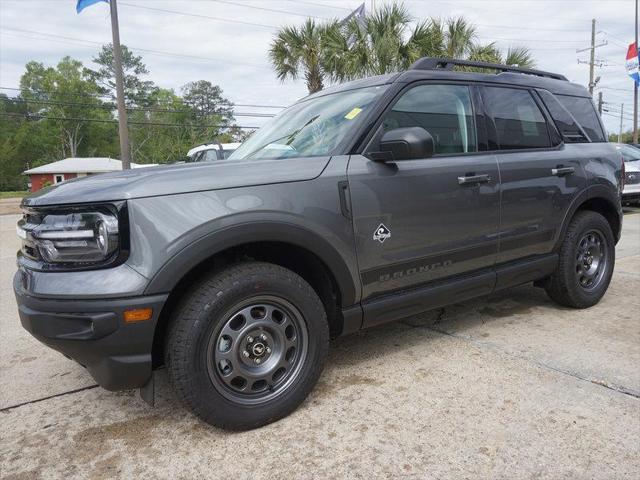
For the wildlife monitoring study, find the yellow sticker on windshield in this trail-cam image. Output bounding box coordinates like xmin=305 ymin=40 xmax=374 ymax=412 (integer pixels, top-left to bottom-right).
xmin=344 ymin=107 xmax=362 ymax=120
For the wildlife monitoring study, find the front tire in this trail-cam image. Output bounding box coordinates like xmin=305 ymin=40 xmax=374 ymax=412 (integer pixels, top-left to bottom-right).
xmin=545 ymin=211 xmax=615 ymax=308
xmin=166 ymin=262 xmax=329 ymax=430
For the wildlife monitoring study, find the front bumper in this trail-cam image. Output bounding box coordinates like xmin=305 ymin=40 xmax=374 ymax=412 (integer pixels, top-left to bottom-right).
xmin=14 ymin=271 xmax=168 ymax=390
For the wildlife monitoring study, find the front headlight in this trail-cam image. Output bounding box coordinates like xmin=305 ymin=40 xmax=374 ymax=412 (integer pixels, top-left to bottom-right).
xmin=17 ymin=204 xmax=127 ymax=269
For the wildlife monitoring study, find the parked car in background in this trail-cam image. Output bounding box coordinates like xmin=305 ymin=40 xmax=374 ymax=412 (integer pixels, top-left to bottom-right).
xmin=14 ymin=57 xmax=623 ymax=430
xmin=187 ymin=142 xmax=241 ymax=162
xmin=616 ymin=143 xmax=640 ymax=205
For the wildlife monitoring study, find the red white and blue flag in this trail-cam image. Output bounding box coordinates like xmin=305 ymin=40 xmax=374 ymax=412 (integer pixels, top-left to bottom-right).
xmin=626 ymin=42 xmax=640 ymax=85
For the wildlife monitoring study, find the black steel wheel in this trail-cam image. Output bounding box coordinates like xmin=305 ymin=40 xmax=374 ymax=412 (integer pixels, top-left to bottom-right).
xmin=574 ymin=230 xmax=608 ymax=291
xmin=166 ymin=262 xmax=328 ymax=430
xmin=545 ymin=211 xmax=615 ymax=308
xmin=207 ymin=296 xmax=308 ymax=404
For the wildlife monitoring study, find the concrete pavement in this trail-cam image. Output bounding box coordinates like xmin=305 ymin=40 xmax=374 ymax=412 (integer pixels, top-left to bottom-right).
xmin=1 ymin=210 xmax=639 ymax=479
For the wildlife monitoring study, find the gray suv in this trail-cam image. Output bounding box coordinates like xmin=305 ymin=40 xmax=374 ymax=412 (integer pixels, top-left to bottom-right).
xmin=14 ymin=58 xmax=624 ymax=430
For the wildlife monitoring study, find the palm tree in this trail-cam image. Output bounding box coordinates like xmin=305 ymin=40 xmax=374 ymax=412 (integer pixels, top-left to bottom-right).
xmin=270 ymin=3 xmax=536 ymax=89
xmin=269 ymin=19 xmax=328 ymax=94
xmin=322 ymin=3 xmax=446 ymax=82
xmin=504 ymin=46 xmax=535 ymax=68
xmin=468 ymin=42 xmax=503 ymax=64
xmin=442 ymin=17 xmax=477 ymax=58
xmin=468 ymin=43 xmax=536 ymax=69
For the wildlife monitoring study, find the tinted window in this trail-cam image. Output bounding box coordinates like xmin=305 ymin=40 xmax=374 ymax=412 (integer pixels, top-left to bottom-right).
xmin=538 ymin=90 xmax=589 ymax=143
xmin=382 ymin=84 xmax=477 ymax=154
xmin=483 ymin=87 xmax=551 ymax=150
xmin=556 ymin=95 xmax=606 ymax=142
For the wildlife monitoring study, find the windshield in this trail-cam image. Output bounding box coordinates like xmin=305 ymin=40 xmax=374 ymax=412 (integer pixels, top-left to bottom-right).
xmin=229 ymin=85 xmax=388 ymax=160
xmin=618 ymin=144 xmax=640 ymax=162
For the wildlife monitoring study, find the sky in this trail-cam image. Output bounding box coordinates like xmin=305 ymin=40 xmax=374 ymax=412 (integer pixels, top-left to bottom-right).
xmin=0 ymin=0 xmax=636 ymax=135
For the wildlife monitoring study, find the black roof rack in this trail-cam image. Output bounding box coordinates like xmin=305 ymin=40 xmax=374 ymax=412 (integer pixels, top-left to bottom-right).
xmin=409 ymin=57 xmax=568 ymax=81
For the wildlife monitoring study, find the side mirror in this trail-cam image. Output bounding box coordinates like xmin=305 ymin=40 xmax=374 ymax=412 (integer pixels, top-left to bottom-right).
xmin=368 ymin=127 xmax=434 ymax=162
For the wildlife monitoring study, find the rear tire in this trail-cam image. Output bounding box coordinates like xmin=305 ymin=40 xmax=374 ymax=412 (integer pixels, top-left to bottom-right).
xmin=166 ymin=262 xmax=329 ymax=430
xmin=545 ymin=211 xmax=615 ymax=308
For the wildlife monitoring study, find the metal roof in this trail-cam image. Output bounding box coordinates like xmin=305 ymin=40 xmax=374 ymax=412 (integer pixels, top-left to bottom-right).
xmin=23 ymin=157 xmax=155 ymax=175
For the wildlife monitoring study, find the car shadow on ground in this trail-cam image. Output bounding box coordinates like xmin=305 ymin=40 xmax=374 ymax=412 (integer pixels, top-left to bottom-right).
xmin=326 ymin=283 xmax=554 ymax=367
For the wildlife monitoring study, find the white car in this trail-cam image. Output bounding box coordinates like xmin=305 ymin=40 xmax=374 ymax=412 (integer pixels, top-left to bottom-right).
xmin=615 ymin=143 xmax=640 ymax=205
xmin=187 ymin=142 xmax=241 ymax=162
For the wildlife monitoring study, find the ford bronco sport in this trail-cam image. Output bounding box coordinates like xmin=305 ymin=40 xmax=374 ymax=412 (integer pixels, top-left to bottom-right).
xmin=14 ymin=58 xmax=624 ymax=430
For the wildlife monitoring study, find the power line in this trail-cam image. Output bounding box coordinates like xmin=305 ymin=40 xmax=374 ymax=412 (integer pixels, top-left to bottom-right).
xmin=0 ymin=97 xmax=277 ymax=117
xmin=0 ymin=112 xmax=260 ymax=129
xmin=210 ymin=0 xmax=332 ymax=20
xmin=0 ymin=87 xmax=287 ymax=109
xmin=0 ymin=28 xmax=270 ymax=69
xmin=118 ymin=2 xmax=278 ymax=30
xmin=283 ymin=0 xmax=352 ymax=11
xmin=0 ymin=86 xmax=287 ymax=109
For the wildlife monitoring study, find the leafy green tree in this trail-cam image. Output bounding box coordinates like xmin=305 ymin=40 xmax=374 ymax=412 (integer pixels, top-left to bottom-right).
xmin=85 ymin=44 xmax=157 ymax=106
xmin=128 ymin=88 xmax=193 ymax=163
xmin=181 ymin=80 xmax=236 ymax=145
xmin=20 ymin=57 xmax=112 ymax=158
xmin=269 ymin=19 xmax=329 ymax=94
xmin=0 ymin=94 xmax=59 ymax=190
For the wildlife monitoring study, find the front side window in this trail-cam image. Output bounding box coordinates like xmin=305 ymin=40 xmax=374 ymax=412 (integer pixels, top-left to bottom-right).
xmin=230 ymin=85 xmax=388 ymax=161
xmin=483 ymin=87 xmax=551 ymax=150
xmin=382 ymin=84 xmax=477 ymax=155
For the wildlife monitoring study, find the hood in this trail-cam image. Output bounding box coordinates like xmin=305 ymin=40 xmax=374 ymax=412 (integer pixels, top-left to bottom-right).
xmin=23 ymin=156 xmax=331 ymax=207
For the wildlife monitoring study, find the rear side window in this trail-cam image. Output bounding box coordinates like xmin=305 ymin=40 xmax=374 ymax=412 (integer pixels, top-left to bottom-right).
xmin=483 ymin=87 xmax=551 ymax=150
xmin=556 ymin=95 xmax=606 ymax=142
xmin=382 ymin=84 xmax=477 ymax=155
xmin=537 ymin=90 xmax=589 ymax=143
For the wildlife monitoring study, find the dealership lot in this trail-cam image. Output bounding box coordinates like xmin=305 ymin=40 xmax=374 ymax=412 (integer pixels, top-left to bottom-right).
xmin=1 ymin=210 xmax=639 ymax=479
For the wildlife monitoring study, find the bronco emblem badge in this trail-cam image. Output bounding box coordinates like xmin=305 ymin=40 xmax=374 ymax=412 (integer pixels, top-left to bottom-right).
xmin=373 ymin=223 xmax=391 ymax=243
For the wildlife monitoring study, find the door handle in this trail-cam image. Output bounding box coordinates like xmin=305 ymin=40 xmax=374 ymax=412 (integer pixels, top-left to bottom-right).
xmin=551 ymin=166 xmax=575 ymax=176
xmin=458 ymin=174 xmax=490 ymax=185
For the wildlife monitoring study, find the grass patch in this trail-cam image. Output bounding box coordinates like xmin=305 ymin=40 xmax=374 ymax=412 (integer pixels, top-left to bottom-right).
xmin=0 ymin=191 xmax=28 ymax=199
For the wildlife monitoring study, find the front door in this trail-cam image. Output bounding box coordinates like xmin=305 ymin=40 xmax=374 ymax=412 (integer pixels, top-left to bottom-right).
xmin=347 ymin=83 xmax=500 ymax=327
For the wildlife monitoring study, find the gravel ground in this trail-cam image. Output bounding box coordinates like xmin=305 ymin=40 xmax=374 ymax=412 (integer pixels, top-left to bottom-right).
xmin=1 ymin=210 xmax=639 ymax=479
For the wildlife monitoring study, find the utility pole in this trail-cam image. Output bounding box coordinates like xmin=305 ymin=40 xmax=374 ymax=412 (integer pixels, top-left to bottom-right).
xmin=597 ymin=91 xmax=603 ymax=114
xmin=577 ymin=19 xmax=607 ymax=96
xmin=589 ymin=19 xmax=596 ymax=95
xmin=620 ymin=103 xmax=625 ymax=143
xmin=109 ymin=0 xmax=131 ymax=169
xmin=634 ymin=0 xmax=638 ymax=143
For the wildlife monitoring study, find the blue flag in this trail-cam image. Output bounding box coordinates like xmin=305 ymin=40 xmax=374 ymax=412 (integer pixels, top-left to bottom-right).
xmin=76 ymin=0 xmax=109 ymax=14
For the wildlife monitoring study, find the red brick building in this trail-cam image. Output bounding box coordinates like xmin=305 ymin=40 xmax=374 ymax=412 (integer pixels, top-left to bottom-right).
xmin=24 ymin=157 xmax=153 ymax=192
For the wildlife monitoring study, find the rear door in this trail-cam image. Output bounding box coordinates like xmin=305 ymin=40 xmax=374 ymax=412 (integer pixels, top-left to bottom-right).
xmin=480 ymin=85 xmax=587 ymax=265
xmin=347 ymin=82 xmax=500 ymax=326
